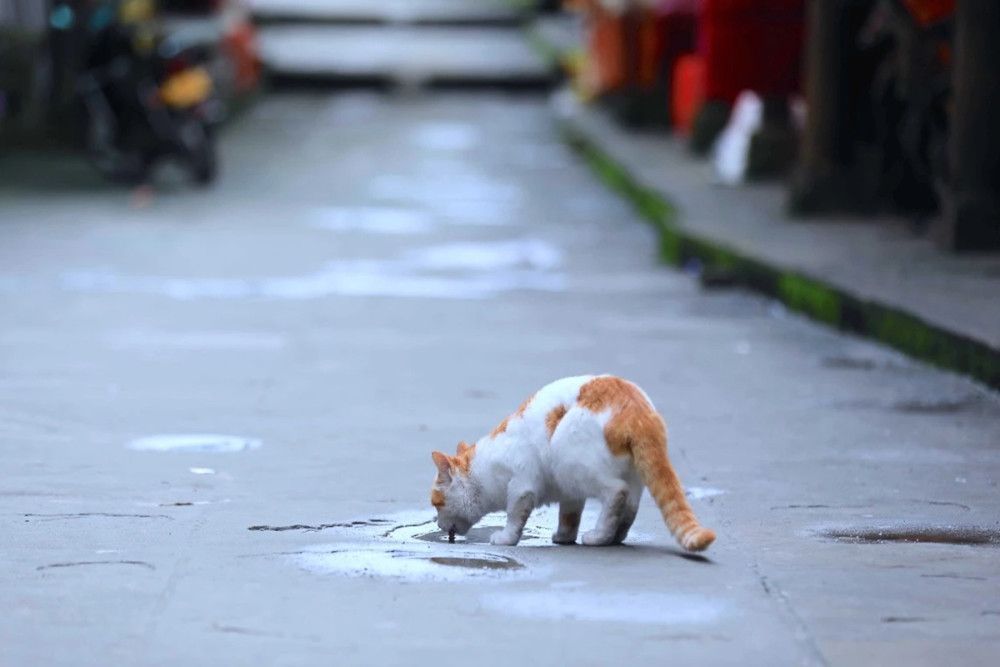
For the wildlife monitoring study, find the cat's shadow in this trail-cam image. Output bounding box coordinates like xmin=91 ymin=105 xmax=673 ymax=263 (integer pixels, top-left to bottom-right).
xmin=415 ymin=527 xmax=716 ymax=564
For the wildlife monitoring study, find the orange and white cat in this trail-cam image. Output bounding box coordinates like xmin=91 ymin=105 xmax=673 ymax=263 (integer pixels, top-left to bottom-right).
xmin=430 ymin=375 xmax=715 ymax=551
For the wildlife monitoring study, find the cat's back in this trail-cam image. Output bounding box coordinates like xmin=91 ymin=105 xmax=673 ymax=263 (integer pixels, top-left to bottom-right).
xmin=524 ymin=375 xmax=597 ymax=420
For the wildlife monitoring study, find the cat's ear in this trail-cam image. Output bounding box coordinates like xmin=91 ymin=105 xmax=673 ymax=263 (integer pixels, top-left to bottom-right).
xmin=456 ymin=441 xmax=471 ymax=455
xmin=431 ymin=451 xmax=453 ymax=483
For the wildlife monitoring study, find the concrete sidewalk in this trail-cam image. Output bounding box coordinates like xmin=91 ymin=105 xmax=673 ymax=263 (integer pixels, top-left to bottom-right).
xmin=1 ymin=91 xmax=998 ymax=666
xmin=548 ymin=89 xmax=1000 ymax=390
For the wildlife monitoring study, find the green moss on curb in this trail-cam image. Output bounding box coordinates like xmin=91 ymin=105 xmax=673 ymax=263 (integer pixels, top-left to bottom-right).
xmin=561 ymin=120 xmax=1000 ymax=391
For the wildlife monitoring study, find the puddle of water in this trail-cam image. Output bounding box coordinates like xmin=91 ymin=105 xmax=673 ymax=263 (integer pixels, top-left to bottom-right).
xmin=480 ymin=591 xmax=728 ymax=625
xmin=428 ymin=555 xmax=523 ymax=571
xmin=819 ymin=525 xmax=1000 ymax=546
xmin=292 ymin=543 xmax=530 ymax=583
xmin=308 ymin=207 xmax=433 ymax=235
xmin=275 ymin=507 xmax=658 ymax=583
xmin=127 ymin=434 xmax=261 ymax=453
xmin=686 ymin=487 xmax=726 ymax=501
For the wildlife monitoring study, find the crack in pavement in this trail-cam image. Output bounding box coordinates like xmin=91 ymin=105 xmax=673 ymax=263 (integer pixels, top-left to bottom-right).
xmin=37 ymin=560 xmax=155 ymax=571
xmin=248 ymin=519 xmax=394 ymax=532
xmin=755 ymin=566 xmax=828 ymax=667
xmin=22 ymin=513 xmax=173 ymax=521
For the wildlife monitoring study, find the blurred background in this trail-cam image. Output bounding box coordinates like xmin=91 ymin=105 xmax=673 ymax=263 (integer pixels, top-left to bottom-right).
xmin=1 ymin=0 xmax=996 ymax=250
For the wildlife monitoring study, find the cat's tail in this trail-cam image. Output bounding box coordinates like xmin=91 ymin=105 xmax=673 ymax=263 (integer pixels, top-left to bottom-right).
xmin=632 ymin=419 xmax=716 ymax=552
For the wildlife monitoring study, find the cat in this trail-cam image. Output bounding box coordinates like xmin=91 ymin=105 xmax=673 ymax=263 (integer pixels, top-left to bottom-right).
xmin=430 ymin=374 xmax=716 ymax=551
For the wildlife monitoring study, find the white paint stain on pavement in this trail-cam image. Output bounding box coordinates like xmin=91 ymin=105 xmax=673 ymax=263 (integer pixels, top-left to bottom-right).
xmin=61 ymin=239 xmax=565 ymax=301
xmin=308 ymin=207 xmax=434 ymax=235
xmin=686 ymin=487 xmax=726 ymax=501
xmin=410 ymin=122 xmax=481 ymax=152
xmin=127 ymin=434 xmax=261 ymax=453
xmin=480 ymin=591 xmax=729 ymax=625
xmin=407 ymin=238 xmax=561 ymax=272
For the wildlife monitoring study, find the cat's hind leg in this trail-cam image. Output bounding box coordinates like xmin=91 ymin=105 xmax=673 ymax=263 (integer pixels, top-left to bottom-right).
xmin=552 ymin=499 xmax=585 ymax=544
xmin=611 ymin=488 xmax=641 ymax=545
xmin=582 ymin=481 xmax=629 ymax=546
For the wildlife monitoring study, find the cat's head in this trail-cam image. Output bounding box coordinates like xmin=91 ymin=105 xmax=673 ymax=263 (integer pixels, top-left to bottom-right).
xmin=430 ymin=442 xmax=479 ymax=536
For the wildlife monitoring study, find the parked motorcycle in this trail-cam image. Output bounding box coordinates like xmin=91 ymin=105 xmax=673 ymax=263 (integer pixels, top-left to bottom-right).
xmin=52 ymin=0 xmax=222 ymax=186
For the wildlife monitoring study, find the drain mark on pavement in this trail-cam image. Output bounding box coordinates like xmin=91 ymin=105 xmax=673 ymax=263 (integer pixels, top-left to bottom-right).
xmin=818 ymin=525 xmax=1000 ymax=545
xmin=921 ymin=573 xmax=987 ymax=581
xmin=881 ymin=616 xmax=928 ymax=623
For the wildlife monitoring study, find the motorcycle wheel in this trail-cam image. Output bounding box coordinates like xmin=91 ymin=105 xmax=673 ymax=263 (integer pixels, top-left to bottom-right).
xmin=178 ymin=118 xmax=218 ymax=187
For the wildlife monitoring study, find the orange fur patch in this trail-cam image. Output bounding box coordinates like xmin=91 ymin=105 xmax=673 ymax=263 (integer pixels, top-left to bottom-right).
xmin=545 ymin=405 xmax=567 ymax=439
xmin=577 ymin=376 xmax=654 ymax=456
xmin=490 ymin=416 xmax=511 ymax=438
xmin=515 ymin=393 xmax=535 ymax=418
xmin=455 ymin=445 xmax=475 ymax=474
xmin=489 ymin=392 xmax=537 ymax=439
xmin=430 ymin=488 xmax=446 ymax=508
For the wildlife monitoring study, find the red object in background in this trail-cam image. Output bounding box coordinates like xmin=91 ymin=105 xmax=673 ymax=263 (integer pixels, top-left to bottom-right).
xmin=224 ymin=18 xmax=261 ymax=93
xmin=586 ymin=6 xmax=627 ymax=96
xmin=697 ymin=0 xmax=805 ymax=104
xmin=671 ymin=53 xmax=705 ymax=137
xmin=584 ymin=1 xmax=698 ymax=100
xmin=652 ymin=0 xmax=698 ymax=86
xmin=901 ymin=0 xmax=955 ymax=26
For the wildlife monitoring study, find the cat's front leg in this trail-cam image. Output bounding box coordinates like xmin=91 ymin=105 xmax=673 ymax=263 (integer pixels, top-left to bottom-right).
xmin=490 ymin=490 xmax=536 ymax=546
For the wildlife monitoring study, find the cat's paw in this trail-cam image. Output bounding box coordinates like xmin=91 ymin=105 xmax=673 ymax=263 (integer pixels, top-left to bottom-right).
xmin=581 ymin=529 xmax=615 ymax=547
xmin=490 ymin=530 xmax=519 ymax=546
xmin=551 ymin=530 xmax=578 ymax=545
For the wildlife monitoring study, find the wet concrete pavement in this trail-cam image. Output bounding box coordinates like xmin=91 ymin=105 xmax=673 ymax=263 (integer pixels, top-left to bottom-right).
xmin=2 ymin=92 xmax=1000 ymax=666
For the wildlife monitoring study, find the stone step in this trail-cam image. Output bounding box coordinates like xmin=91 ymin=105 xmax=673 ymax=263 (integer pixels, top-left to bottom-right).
xmin=247 ymin=0 xmax=526 ymax=26
xmin=258 ymin=25 xmax=555 ymax=90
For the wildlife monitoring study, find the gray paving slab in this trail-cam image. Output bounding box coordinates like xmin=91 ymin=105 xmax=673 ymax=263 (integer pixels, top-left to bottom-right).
xmin=0 ymin=92 xmax=999 ymax=666
xmin=258 ymin=25 xmax=553 ymax=87
xmin=247 ymin=0 xmax=523 ymax=25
